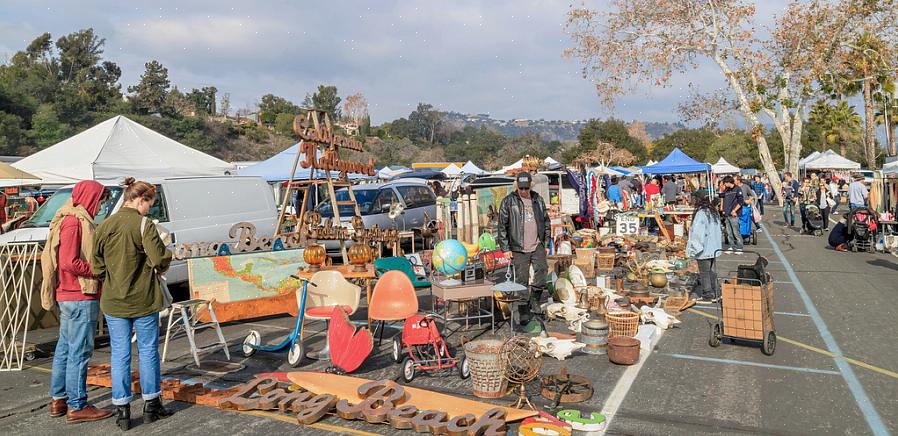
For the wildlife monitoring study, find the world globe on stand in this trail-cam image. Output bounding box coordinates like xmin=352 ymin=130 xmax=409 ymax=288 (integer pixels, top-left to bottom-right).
xmin=432 ymin=239 xmax=468 ymax=277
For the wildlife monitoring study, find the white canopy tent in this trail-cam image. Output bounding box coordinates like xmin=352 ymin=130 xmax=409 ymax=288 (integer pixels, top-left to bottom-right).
xmin=460 ymin=161 xmax=486 ymax=175
xmin=13 ymin=115 xmax=233 ymax=185
xmin=493 ymin=156 xmax=561 ymax=174
xmin=440 ymin=163 xmax=463 ymax=176
xmin=798 ymin=151 xmax=822 ymax=168
xmin=883 ymin=159 xmax=898 ymax=176
xmin=711 ymin=157 xmax=740 ymax=174
xmin=589 ymin=166 xmax=626 ymax=176
xmin=803 ymin=149 xmax=860 ymax=171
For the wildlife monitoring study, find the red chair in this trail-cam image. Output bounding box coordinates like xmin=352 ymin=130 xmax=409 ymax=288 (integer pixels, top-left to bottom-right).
xmin=368 ymin=270 xmax=419 ymax=346
xmin=303 ymin=271 xmax=361 ymax=360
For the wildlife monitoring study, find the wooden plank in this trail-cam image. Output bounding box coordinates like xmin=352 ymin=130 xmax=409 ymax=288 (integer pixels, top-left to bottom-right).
xmin=286 ymin=372 xmax=536 ymax=422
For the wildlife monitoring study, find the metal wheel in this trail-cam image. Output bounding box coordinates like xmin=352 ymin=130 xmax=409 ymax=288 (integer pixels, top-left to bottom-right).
xmin=458 ymin=355 xmax=470 ymax=379
xmin=762 ymin=331 xmax=776 ymax=356
xmin=709 ymin=323 xmax=722 ymax=348
xmin=401 ymin=356 xmax=416 ymax=382
xmin=24 ymin=351 xmax=36 ymax=361
xmin=242 ymin=330 xmax=261 ymax=357
xmin=287 ymin=341 xmax=305 ymax=367
xmin=391 ymin=336 xmax=403 ymax=363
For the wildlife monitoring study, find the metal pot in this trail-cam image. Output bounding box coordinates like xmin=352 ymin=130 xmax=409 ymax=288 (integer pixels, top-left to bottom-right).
xmin=649 ymin=272 xmax=668 ymax=288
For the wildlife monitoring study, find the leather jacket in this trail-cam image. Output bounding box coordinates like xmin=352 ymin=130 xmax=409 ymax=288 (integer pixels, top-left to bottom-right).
xmin=497 ymin=191 xmax=550 ymax=252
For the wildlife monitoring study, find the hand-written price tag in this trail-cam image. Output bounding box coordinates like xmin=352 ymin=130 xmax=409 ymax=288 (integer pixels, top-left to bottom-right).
xmin=615 ymin=214 xmax=639 ymax=236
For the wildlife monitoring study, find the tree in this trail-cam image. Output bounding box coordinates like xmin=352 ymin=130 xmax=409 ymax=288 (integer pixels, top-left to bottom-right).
xmin=572 ymin=141 xmax=637 ymax=168
xmin=30 ymin=105 xmax=71 ymax=148
xmin=274 ymin=113 xmax=295 ymax=137
xmin=128 ymin=60 xmax=171 ymax=115
xmin=873 ymin=79 xmax=897 ymax=156
xmin=565 ymin=1 xmax=895 ymax=203
xmin=258 ymin=94 xmax=299 ymax=115
xmin=219 ymin=92 xmax=231 ymax=117
xmin=408 ymin=103 xmax=444 ymax=144
xmin=651 ymin=128 xmax=716 ymax=162
xmin=628 ymin=121 xmax=652 ymax=153
xmin=565 ymin=119 xmax=646 ymax=163
xmin=343 ymin=92 xmax=369 ymax=125
xmin=706 ymin=130 xmax=760 ymax=169
xmin=808 ymin=100 xmax=863 ymax=157
xmin=302 ymin=85 xmax=341 ymax=121
xmin=185 ymin=86 xmax=217 ymax=115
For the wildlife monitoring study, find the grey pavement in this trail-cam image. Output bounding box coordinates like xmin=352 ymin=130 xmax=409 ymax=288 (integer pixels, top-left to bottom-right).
xmin=2 ymin=205 xmax=896 ymax=435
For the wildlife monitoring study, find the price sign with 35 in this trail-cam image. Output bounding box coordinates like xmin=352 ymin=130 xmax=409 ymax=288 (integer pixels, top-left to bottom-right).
xmin=615 ymin=214 xmax=640 ymax=235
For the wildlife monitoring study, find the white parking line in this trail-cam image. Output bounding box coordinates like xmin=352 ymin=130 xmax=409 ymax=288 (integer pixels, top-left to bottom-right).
xmin=599 ymin=328 xmax=665 ymax=432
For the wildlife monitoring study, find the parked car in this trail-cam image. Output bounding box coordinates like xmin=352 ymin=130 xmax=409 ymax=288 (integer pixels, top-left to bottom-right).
xmin=0 ymin=176 xmax=278 ymax=285
xmin=314 ymin=179 xmax=437 ymax=256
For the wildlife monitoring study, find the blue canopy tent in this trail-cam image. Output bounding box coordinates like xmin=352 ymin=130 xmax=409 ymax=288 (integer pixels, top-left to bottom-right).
xmin=640 ymin=147 xmax=713 ymax=198
xmin=237 ymin=142 xmax=370 ymax=182
xmin=640 ymin=147 xmax=711 ymax=174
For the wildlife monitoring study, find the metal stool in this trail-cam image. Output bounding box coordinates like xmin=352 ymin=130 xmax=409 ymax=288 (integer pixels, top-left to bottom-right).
xmin=162 ymin=299 xmax=230 ymax=367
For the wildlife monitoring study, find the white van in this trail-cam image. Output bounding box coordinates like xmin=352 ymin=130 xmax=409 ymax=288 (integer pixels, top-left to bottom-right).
xmin=0 ymin=176 xmax=277 ymax=285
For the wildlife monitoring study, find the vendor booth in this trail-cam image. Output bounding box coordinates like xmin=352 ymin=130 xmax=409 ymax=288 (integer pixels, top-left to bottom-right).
xmin=711 ymin=157 xmax=740 ymax=175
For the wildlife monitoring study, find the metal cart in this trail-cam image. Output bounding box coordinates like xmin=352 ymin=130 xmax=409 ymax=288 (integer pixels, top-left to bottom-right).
xmin=708 ymin=250 xmax=776 ymax=355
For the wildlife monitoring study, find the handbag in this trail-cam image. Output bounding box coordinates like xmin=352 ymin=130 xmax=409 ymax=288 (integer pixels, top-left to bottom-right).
xmin=141 ymin=216 xmax=173 ymax=309
xmin=826 ymin=195 xmax=836 ymax=208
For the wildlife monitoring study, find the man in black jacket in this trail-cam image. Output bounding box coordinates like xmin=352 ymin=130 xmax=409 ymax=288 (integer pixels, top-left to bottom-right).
xmin=497 ymin=172 xmax=550 ymax=331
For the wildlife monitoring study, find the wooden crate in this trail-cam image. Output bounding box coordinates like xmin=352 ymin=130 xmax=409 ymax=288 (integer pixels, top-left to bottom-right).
xmin=720 ymin=279 xmax=774 ymax=340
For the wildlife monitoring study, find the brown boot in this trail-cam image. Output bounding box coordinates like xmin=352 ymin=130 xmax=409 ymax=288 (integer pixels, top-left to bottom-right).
xmin=66 ymin=405 xmax=113 ymax=424
xmin=49 ymin=399 xmax=67 ymax=417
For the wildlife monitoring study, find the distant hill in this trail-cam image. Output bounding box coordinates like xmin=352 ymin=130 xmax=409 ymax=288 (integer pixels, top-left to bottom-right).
xmin=442 ymin=112 xmax=683 ymax=142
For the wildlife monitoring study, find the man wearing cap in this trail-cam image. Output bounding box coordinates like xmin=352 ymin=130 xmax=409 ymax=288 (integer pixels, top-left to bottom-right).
xmin=497 ymin=172 xmax=550 ymax=333
xmin=848 ymin=174 xmax=868 ymax=212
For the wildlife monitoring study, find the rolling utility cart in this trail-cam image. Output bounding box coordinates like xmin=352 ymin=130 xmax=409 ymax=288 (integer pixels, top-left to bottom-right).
xmin=708 ymin=251 xmax=776 ymax=355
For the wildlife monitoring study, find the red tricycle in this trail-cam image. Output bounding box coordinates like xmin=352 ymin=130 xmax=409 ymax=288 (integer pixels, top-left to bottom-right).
xmin=391 ymin=314 xmax=471 ymax=382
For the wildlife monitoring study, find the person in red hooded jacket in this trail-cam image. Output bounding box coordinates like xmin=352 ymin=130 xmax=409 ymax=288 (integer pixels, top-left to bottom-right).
xmin=47 ymin=181 xmax=113 ymax=423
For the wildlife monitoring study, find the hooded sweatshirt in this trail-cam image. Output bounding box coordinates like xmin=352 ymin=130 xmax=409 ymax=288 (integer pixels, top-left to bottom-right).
xmin=55 ymin=181 xmax=105 ymax=302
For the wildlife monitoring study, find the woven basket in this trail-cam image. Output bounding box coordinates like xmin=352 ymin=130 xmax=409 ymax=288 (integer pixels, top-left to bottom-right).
xmin=596 ymin=253 xmax=616 ymax=271
xmin=605 ymin=311 xmax=640 ymax=338
xmin=664 ymin=295 xmax=690 ymax=312
xmin=464 ymin=339 xmax=507 ymax=398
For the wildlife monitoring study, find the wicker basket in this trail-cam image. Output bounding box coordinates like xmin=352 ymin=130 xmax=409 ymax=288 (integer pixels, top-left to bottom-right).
xmin=605 ymin=311 xmax=640 ymax=338
xmin=596 ymin=253 xmax=616 ymax=271
xmin=664 ymin=295 xmax=690 ymax=312
xmin=464 ymin=339 xmax=507 ymax=398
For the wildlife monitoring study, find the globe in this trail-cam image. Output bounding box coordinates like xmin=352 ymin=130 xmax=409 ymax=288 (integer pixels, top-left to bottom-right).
xmin=432 ymin=239 xmax=468 ymax=277
xmin=478 ymin=233 xmax=497 ymax=252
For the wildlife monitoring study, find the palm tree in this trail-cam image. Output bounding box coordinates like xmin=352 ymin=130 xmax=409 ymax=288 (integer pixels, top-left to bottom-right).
xmin=873 ymin=78 xmax=897 ymax=157
xmin=839 ymin=34 xmax=891 ymax=168
xmin=809 ymin=100 xmax=863 ymax=157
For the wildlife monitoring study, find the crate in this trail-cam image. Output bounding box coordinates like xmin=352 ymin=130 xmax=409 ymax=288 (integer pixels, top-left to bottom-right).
xmin=720 ymin=278 xmax=774 ymax=340
xmin=596 ymin=253 xmax=616 ymax=271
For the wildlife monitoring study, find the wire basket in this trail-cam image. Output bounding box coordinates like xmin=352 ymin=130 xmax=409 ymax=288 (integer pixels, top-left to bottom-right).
xmin=605 ymin=311 xmax=640 ymax=338
xmin=464 ymin=339 xmax=507 ymax=398
xmin=596 ymin=253 xmax=616 ymax=271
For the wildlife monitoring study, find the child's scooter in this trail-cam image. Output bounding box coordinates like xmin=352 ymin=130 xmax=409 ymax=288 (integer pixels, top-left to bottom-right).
xmin=241 ymin=276 xmax=314 ymax=367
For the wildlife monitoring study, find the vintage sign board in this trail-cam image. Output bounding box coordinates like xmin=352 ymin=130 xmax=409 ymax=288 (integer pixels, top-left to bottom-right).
xmin=615 ymin=213 xmax=640 ymax=236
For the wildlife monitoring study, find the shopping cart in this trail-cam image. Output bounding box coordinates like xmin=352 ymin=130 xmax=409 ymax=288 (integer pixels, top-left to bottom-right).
xmin=708 ymin=250 xmax=776 ymax=355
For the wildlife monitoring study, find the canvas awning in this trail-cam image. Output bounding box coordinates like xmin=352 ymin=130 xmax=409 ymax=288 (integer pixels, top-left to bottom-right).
xmin=712 ymin=157 xmax=740 ymax=174
xmin=798 ymin=151 xmax=822 ymax=168
xmin=440 ymin=163 xmax=463 ymax=176
xmin=238 ymin=142 xmax=370 ymax=182
xmin=883 ymin=160 xmax=898 ymax=176
xmin=460 ymin=161 xmax=486 ymax=175
xmin=13 ymin=115 xmax=233 ymax=184
xmin=640 ymin=147 xmax=711 ymax=174
xmin=803 ymin=149 xmax=860 ymax=170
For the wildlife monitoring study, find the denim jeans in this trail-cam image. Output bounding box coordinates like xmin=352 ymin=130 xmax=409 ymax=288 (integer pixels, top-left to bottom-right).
xmin=696 ymin=258 xmax=718 ymax=298
xmin=512 ymin=243 xmax=548 ymax=324
xmin=105 ymin=313 xmax=161 ymax=406
xmin=50 ymin=300 xmax=99 ymax=410
xmin=783 ymin=201 xmax=795 ymax=226
xmin=724 ymin=216 xmax=743 ymax=249
xmin=849 ymin=203 xmax=864 ymax=212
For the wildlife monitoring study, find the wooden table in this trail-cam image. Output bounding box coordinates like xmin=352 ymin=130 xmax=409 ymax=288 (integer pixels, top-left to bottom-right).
xmin=295 ymin=264 xmax=376 ymax=329
xmin=430 ymin=279 xmax=495 ymax=336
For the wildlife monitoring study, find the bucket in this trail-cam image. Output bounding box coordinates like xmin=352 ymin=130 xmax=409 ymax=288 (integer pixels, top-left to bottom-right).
xmin=607 ymin=336 xmax=640 ymax=365
xmin=578 ymin=319 xmax=609 ymax=355
xmin=464 ymin=339 xmax=507 ymax=398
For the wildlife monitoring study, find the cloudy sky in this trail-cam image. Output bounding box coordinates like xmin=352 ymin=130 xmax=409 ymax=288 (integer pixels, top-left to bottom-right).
xmin=0 ymin=0 xmax=787 ymax=124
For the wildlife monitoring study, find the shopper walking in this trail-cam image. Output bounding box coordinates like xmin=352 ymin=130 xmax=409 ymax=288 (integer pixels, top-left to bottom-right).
xmin=848 ymin=174 xmax=868 ymax=211
xmin=497 ymin=172 xmax=550 ymax=333
xmin=797 ymin=178 xmax=817 ymax=234
xmin=781 ymin=172 xmax=799 ymax=227
xmin=42 ymin=181 xmax=112 ymax=424
xmin=751 ymin=175 xmax=767 ymax=215
xmin=721 ymin=176 xmax=744 ymax=252
xmin=92 ymin=178 xmax=173 ymax=430
xmin=686 ymin=192 xmax=723 ymax=302
xmin=828 ymin=178 xmax=841 ymax=213
xmin=818 ymin=179 xmax=834 ymax=230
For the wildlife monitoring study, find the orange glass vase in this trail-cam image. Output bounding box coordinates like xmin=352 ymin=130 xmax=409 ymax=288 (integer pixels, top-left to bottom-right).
xmin=304 ymin=244 xmax=327 ymax=272
xmin=348 ymin=244 xmax=372 ymax=272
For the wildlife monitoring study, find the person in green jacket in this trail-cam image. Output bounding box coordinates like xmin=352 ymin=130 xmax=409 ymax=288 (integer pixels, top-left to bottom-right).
xmin=92 ymin=177 xmax=173 ymax=431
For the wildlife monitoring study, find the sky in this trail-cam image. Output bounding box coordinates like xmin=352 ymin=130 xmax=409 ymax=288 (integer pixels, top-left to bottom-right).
xmin=0 ymin=0 xmax=789 ymax=125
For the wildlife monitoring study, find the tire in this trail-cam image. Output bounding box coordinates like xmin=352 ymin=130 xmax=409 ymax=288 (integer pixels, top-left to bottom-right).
xmin=762 ymin=331 xmax=776 ymax=356
xmin=401 ymin=356 xmax=416 ymax=382
xmin=391 ymin=336 xmax=403 ymax=364
xmin=24 ymin=351 xmax=36 ymax=361
xmin=709 ymin=323 xmax=722 ymax=348
xmin=287 ymin=341 xmax=305 ymax=367
xmin=458 ymin=356 xmax=470 ymax=379
xmin=242 ymin=330 xmax=261 ymax=357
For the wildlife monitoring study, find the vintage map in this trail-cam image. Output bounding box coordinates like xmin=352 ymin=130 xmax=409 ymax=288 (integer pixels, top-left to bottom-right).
xmin=188 ymin=248 xmax=306 ymax=303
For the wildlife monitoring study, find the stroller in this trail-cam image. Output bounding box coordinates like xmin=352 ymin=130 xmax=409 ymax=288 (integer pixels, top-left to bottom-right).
xmin=804 ymin=204 xmax=825 ymax=236
xmin=847 ymin=208 xmax=878 ymax=253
